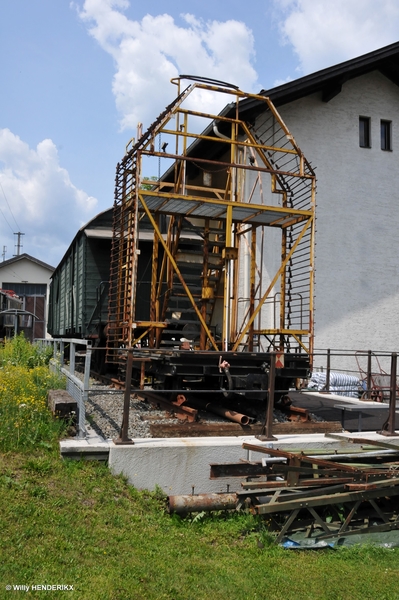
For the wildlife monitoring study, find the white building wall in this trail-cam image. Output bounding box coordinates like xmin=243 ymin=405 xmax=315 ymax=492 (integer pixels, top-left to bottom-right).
xmin=235 ymin=166 xmax=283 ymax=344
xmin=0 ymin=260 xmax=52 ymax=286
xmin=256 ymin=71 xmax=399 ymax=371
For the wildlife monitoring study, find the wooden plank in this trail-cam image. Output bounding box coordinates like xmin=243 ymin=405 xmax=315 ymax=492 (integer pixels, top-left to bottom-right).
xmin=149 ymin=420 xmax=342 ymax=437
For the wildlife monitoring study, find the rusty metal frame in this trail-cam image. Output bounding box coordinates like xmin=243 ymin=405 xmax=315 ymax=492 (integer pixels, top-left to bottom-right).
xmin=202 ymin=442 xmax=399 ymax=542
xmin=107 ymin=76 xmax=316 ymax=362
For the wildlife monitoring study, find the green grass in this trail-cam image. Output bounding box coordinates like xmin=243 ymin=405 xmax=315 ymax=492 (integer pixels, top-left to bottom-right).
xmin=1 ymin=451 xmax=399 ymax=600
xmin=1 ymin=337 xmax=399 ymax=599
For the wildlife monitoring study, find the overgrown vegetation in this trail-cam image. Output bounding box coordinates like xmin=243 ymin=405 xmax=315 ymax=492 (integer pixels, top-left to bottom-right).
xmin=0 ymin=335 xmax=66 ymax=452
xmin=1 ymin=336 xmax=399 ymax=599
xmin=0 ymin=333 xmax=53 ymax=368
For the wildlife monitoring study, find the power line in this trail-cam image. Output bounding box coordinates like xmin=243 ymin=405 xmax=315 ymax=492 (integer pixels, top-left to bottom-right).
xmin=0 ymin=182 xmax=21 ymax=232
xmin=0 ymin=203 xmax=14 ymax=234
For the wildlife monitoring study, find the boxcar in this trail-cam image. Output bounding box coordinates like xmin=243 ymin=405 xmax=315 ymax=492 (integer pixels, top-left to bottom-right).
xmin=48 ymin=208 xmax=113 ymax=342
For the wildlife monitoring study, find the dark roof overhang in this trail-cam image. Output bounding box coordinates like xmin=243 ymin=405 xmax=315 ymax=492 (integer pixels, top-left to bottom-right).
xmin=237 ymin=40 xmax=399 ymax=116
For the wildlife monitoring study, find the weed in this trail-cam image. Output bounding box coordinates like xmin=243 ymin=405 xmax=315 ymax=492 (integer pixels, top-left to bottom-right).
xmin=0 ymin=333 xmax=53 ymax=368
xmin=23 ymin=457 xmax=54 ymax=476
xmin=29 ymin=485 xmax=48 ymax=499
xmin=190 ymin=510 xmax=207 ymax=523
xmin=153 ymin=483 xmax=167 ymax=500
xmin=0 ymin=338 xmax=66 ymax=452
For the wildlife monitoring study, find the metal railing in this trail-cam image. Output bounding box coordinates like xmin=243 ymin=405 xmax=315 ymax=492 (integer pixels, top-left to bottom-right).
xmin=38 ymin=339 xmax=399 ymax=441
xmin=255 ymin=347 xmax=399 ymax=441
xmin=311 ymin=348 xmax=397 ymax=400
xmin=48 ymin=338 xmax=92 ymax=439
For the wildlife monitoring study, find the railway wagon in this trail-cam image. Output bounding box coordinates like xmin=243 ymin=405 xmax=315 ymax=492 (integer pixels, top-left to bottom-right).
xmin=106 ymin=76 xmax=316 ymax=403
xmin=47 ymin=207 xmax=157 ymax=369
xmin=47 ymin=209 xmax=113 ymax=350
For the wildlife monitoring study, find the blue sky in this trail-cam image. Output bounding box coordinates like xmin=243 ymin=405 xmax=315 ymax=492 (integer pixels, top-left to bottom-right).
xmin=1 ymin=0 xmax=399 ymax=267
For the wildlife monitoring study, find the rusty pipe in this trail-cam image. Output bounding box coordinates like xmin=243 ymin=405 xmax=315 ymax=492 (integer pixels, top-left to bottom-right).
xmin=174 ymin=396 xmax=254 ymax=425
xmin=204 ymin=402 xmax=252 ymax=425
xmin=168 ymin=493 xmax=238 ymax=514
xmin=220 ymin=366 xmax=234 ymax=400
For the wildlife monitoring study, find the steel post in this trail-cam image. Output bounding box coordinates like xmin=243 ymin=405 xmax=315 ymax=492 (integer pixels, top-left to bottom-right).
xmin=257 ymin=352 xmax=277 ymax=441
xmin=325 ymin=348 xmax=330 ymax=392
xmin=115 ymin=349 xmax=134 ymax=444
xmin=379 ymin=352 xmax=398 ymax=437
xmin=366 ymin=349 xmax=372 ymax=399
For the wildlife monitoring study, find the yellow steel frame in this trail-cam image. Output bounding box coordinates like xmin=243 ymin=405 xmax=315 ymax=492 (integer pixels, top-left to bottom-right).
xmin=111 ymin=76 xmax=316 ymax=357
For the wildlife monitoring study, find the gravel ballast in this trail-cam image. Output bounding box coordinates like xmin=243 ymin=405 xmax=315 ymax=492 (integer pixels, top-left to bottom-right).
xmin=83 ymin=381 xmax=322 ymax=440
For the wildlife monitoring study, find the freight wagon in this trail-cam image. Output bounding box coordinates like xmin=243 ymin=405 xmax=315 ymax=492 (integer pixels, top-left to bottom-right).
xmin=105 ymin=76 xmax=316 ymax=403
xmin=47 ymin=209 xmax=113 ymax=367
xmin=47 ymin=208 xmax=158 ymax=371
xmin=49 ymin=77 xmax=315 ymax=405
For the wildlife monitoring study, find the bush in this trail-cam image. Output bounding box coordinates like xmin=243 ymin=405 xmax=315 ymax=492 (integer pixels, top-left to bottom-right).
xmin=0 ymin=336 xmax=66 ymax=452
xmin=0 ymin=333 xmax=53 ymax=368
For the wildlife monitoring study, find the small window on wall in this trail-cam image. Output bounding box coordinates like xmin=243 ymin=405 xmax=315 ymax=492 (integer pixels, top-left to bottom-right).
xmin=381 ymin=120 xmax=392 ymax=151
xmin=359 ymin=116 xmax=371 ymax=148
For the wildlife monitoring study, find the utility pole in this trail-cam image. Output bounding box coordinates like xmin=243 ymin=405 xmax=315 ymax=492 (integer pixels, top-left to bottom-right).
xmin=14 ymin=232 xmax=24 ymax=256
xmin=2 ymin=246 xmax=6 ymax=261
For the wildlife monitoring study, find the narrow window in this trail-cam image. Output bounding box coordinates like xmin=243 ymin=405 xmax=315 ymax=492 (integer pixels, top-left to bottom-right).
xmin=381 ymin=120 xmax=392 ymax=151
xmin=359 ymin=117 xmax=371 ymax=148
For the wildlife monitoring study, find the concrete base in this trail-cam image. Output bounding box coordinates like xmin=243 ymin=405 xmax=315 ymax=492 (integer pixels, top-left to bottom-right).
xmin=60 ymin=425 xmax=112 ymax=461
xmin=108 ymin=432 xmax=399 ymax=495
xmin=60 ymin=429 xmax=399 ymax=495
xmin=310 ymin=391 xmax=398 ymax=406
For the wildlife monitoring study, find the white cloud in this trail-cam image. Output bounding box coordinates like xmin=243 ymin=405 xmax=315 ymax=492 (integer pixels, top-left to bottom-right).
xmin=273 ymin=75 xmax=293 ymax=87
xmin=274 ymin=0 xmax=399 ymax=74
xmin=0 ymin=129 xmax=98 ymax=266
xmin=75 ymin=0 xmax=258 ymax=131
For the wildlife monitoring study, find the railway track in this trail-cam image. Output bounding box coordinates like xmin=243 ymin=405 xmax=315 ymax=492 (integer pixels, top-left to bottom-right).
xmin=86 ymin=364 xmax=334 ymax=438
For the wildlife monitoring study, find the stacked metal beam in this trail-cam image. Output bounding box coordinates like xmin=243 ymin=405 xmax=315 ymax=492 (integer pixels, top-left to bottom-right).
xmin=168 ymin=438 xmax=399 ymax=543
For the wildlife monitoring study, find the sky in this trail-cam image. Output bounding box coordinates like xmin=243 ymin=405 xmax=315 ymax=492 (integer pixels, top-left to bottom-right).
xmin=1 ymin=0 xmax=399 ymax=268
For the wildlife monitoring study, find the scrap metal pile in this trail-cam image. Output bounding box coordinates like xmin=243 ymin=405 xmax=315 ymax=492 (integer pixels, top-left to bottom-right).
xmin=168 ymin=437 xmax=399 ymax=543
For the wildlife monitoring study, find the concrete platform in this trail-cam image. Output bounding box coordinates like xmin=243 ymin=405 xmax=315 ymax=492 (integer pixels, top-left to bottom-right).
xmin=60 ymin=427 xmax=399 ymax=495
xmin=60 ymin=425 xmax=113 ymax=461
xmin=290 ymin=390 xmax=398 ymax=432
